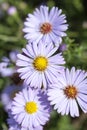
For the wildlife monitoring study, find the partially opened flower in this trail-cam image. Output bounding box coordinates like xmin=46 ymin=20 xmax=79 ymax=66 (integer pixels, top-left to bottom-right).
xmin=0 ymin=62 xmax=15 ymax=77
xmin=9 ymin=50 xmax=18 ymax=63
xmin=47 ymin=67 xmax=87 ymax=117
xmin=7 ymin=6 xmax=17 ymax=15
xmin=16 ymin=43 xmax=65 ymax=89
xmin=59 ymin=43 xmax=67 ymax=52
xmin=23 ymin=5 xmax=68 ymax=46
xmin=11 ymin=87 xmax=51 ymax=129
xmin=0 ymin=50 xmax=18 ymax=77
xmin=1 ymin=84 xmax=23 ymax=112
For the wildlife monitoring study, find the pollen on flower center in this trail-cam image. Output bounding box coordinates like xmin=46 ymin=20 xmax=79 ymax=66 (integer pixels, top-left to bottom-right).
xmin=64 ymin=85 xmax=77 ymax=98
xmin=25 ymin=101 xmax=38 ymax=114
xmin=33 ymin=56 xmax=48 ymax=71
xmin=40 ymin=22 xmax=52 ymax=34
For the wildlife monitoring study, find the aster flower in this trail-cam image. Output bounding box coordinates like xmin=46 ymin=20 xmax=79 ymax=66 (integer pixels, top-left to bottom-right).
xmin=9 ymin=50 xmax=18 ymax=63
xmin=47 ymin=67 xmax=87 ymax=117
xmin=0 ymin=50 xmax=18 ymax=77
xmin=1 ymin=84 xmax=23 ymax=112
xmin=59 ymin=43 xmax=67 ymax=52
xmin=2 ymin=50 xmax=18 ymax=63
xmin=16 ymin=43 xmax=65 ymax=89
xmin=7 ymin=6 xmax=17 ymax=15
xmin=7 ymin=112 xmax=43 ymax=130
xmin=0 ymin=62 xmax=15 ymax=77
xmin=23 ymin=5 xmax=68 ymax=46
xmin=11 ymin=87 xmax=51 ymax=129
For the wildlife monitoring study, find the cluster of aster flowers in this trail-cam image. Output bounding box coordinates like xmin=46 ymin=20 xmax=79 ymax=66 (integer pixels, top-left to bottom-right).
xmin=1 ymin=5 xmax=87 ymax=130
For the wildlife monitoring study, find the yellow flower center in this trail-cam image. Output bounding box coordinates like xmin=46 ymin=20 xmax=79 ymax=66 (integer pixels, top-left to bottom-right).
xmin=33 ymin=56 xmax=48 ymax=71
xmin=64 ymin=86 xmax=77 ymax=99
xmin=25 ymin=101 xmax=38 ymax=114
xmin=40 ymin=22 xmax=52 ymax=34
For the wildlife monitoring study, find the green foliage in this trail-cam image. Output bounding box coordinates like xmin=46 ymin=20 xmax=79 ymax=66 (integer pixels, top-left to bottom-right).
xmin=57 ymin=116 xmax=75 ymax=130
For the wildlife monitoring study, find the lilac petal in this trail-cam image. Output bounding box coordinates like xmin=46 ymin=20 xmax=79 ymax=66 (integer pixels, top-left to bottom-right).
xmin=21 ymin=114 xmax=29 ymax=127
xmin=76 ymin=97 xmax=87 ymax=113
xmin=69 ymin=99 xmax=75 ymax=117
xmin=58 ymin=97 xmax=68 ymax=115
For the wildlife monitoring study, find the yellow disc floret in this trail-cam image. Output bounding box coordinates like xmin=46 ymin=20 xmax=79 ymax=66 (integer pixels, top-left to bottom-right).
xmin=64 ymin=85 xmax=77 ymax=99
xmin=33 ymin=56 xmax=48 ymax=71
xmin=40 ymin=22 xmax=52 ymax=34
xmin=25 ymin=101 xmax=38 ymax=114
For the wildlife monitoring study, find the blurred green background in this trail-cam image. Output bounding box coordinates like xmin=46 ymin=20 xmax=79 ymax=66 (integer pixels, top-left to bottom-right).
xmin=0 ymin=0 xmax=87 ymax=130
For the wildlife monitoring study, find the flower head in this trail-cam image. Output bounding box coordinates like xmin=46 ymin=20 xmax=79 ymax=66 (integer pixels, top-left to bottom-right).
xmin=59 ymin=43 xmax=67 ymax=52
xmin=1 ymin=84 xmax=24 ymax=112
xmin=9 ymin=50 xmax=18 ymax=63
xmin=16 ymin=43 xmax=65 ymax=89
xmin=0 ymin=50 xmax=18 ymax=77
xmin=0 ymin=62 xmax=15 ymax=77
xmin=7 ymin=6 xmax=17 ymax=15
xmin=47 ymin=67 xmax=87 ymax=117
xmin=11 ymin=87 xmax=51 ymax=129
xmin=23 ymin=5 xmax=68 ymax=46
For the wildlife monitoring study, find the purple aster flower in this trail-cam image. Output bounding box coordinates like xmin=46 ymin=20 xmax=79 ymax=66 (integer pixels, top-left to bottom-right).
xmin=11 ymin=87 xmax=51 ymax=129
xmin=7 ymin=6 xmax=17 ymax=15
xmin=59 ymin=43 xmax=67 ymax=52
xmin=0 ymin=50 xmax=18 ymax=77
xmin=1 ymin=84 xmax=24 ymax=112
xmin=16 ymin=43 xmax=65 ymax=89
xmin=9 ymin=50 xmax=18 ymax=63
xmin=7 ymin=112 xmax=43 ymax=130
xmin=2 ymin=56 xmax=10 ymax=63
xmin=47 ymin=67 xmax=87 ymax=117
xmin=2 ymin=50 xmax=18 ymax=64
xmin=23 ymin=5 xmax=68 ymax=46
xmin=0 ymin=62 xmax=15 ymax=77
